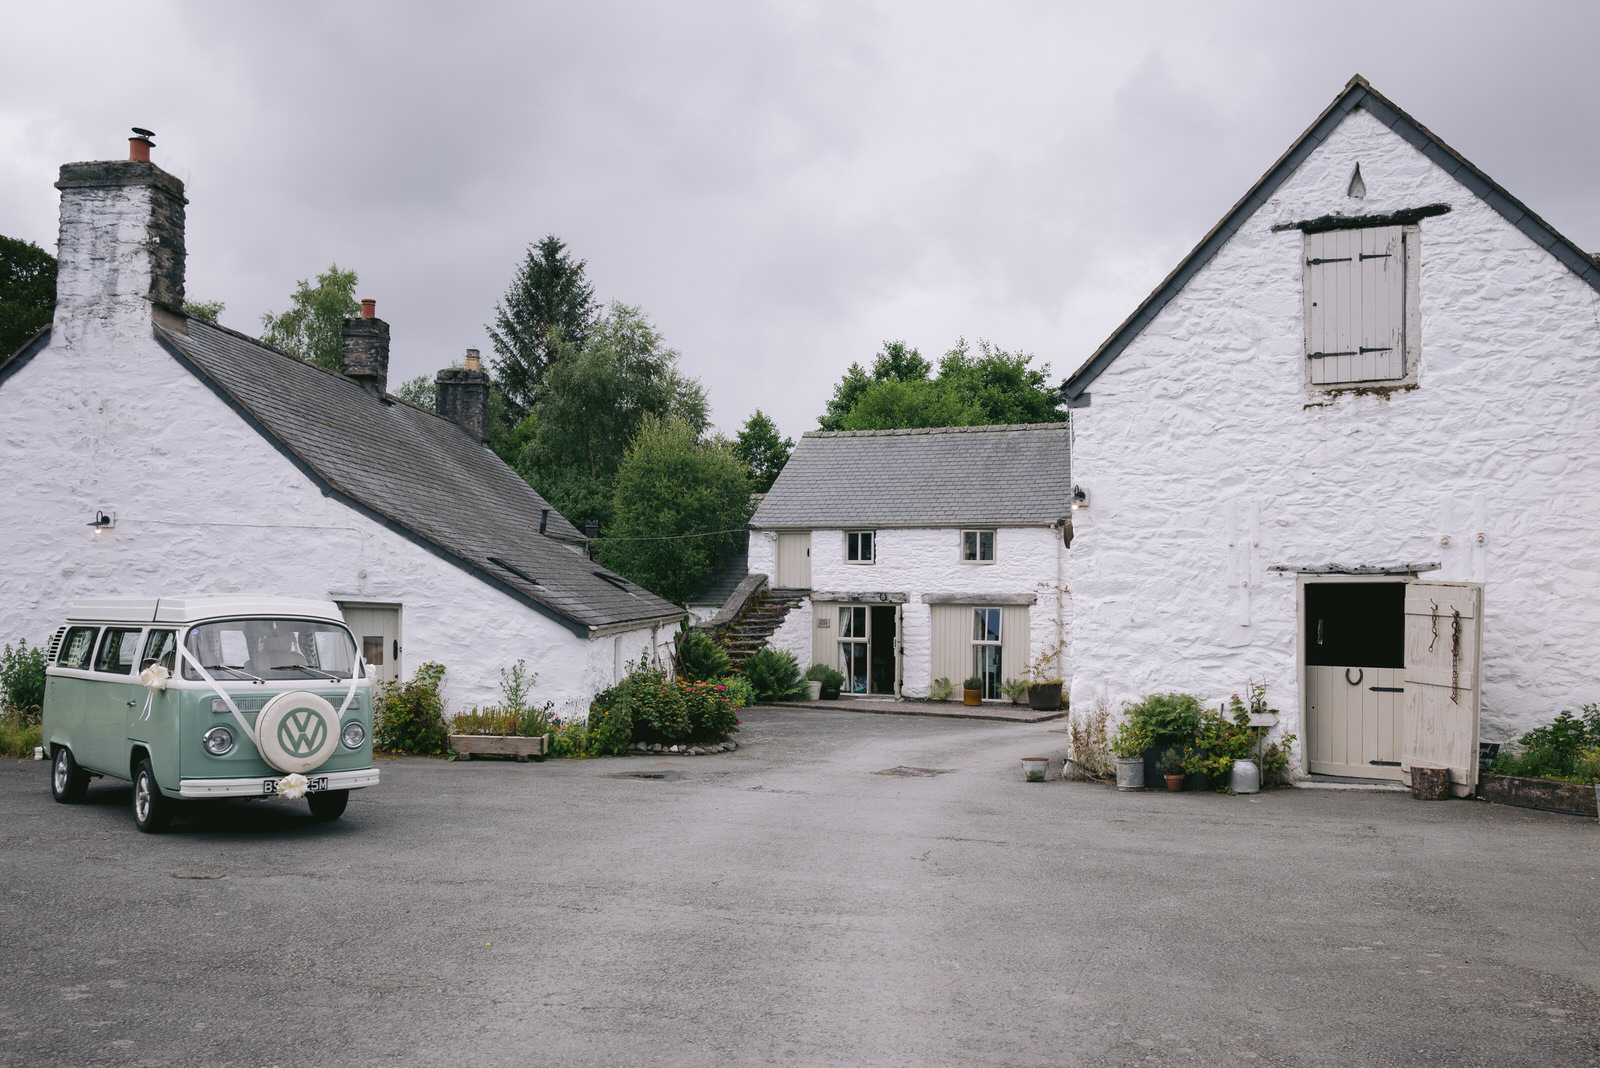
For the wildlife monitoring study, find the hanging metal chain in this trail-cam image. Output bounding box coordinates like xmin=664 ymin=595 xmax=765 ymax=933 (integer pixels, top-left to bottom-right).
xmin=1450 ymin=608 xmax=1463 ymax=705
xmin=1429 ymin=599 xmax=1440 ymax=652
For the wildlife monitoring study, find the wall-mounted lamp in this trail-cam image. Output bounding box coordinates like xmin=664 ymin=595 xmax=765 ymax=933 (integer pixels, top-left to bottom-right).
xmin=1070 ymin=485 xmax=1088 ymax=511
xmin=87 ymin=510 xmax=115 ymax=531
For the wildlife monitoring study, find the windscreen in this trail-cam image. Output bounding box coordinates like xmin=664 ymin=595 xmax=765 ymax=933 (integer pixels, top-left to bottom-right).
xmin=182 ymin=618 xmax=360 ymax=682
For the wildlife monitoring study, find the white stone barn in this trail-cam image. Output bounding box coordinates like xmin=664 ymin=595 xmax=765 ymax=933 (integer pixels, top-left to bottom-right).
xmin=747 ymin=425 xmax=1071 ymax=700
xmin=0 ymin=147 xmax=684 ymax=718
xmin=1060 ymin=76 xmax=1600 ymax=791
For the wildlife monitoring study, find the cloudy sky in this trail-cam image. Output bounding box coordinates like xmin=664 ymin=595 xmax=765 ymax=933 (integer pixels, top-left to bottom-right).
xmin=4 ymin=1 xmax=1597 ymax=439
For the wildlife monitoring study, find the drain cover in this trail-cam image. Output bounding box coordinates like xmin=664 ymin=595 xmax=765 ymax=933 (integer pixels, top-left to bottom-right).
xmin=875 ymin=766 xmax=951 ymax=777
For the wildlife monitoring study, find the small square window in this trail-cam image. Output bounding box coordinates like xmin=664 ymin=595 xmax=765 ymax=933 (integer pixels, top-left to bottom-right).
xmin=962 ymin=530 xmax=995 ymax=562
xmin=846 ymin=531 xmax=875 ymax=563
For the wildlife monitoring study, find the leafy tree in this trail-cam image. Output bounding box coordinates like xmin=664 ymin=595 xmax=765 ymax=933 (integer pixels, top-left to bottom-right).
xmin=516 ymin=302 xmax=707 ymax=532
xmin=817 ymin=337 xmax=1065 ymax=431
xmin=261 ymin=264 xmax=360 ymax=371
xmin=395 ymin=374 xmax=435 ymax=411
xmin=598 ymin=416 xmax=753 ymax=605
xmin=1 ymin=235 xmax=55 ymax=356
xmin=183 ymin=299 xmax=225 ymax=324
xmin=734 ymin=409 xmax=794 ymax=492
xmin=487 ymin=235 xmax=597 ymax=421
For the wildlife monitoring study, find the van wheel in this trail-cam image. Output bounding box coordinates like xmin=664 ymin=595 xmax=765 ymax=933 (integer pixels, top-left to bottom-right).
xmin=132 ymin=758 xmax=173 ymax=833
xmin=51 ymin=747 xmax=89 ymax=803
xmin=307 ymin=789 xmax=349 ymax=822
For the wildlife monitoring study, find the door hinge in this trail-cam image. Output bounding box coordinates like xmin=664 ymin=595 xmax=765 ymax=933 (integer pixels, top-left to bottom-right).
xmin=1308 ymin=350 xmax=1357 ymax=359
xmin=1359 ymin=252 xmax=1392 ymax=261
xmin=1307 ymin=257 xmax=1352 ymax=265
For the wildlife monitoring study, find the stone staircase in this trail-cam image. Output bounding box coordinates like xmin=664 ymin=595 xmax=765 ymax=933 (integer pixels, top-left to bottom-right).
xmin=713 ymin=588 xmax=808 ymax=668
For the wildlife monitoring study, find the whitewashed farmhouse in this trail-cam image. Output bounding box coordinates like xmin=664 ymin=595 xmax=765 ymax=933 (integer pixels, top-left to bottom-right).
xmin=1060 ymin=76 xmax=1600 ymax=792
xmin=747 ymin=424 xmax=1071 ymax=700
xmin=0 ymin=140 xmax=684 ymax=717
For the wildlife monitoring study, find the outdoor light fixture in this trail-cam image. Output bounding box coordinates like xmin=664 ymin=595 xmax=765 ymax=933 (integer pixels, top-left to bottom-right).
xmin=87 ymin=510 xmax=115 ymax=530
xmin=1070 ymin=486 xmax=1088 ymax=511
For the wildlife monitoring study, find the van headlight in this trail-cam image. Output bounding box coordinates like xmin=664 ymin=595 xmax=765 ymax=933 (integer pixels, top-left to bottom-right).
xmin=203 ymin=726 xmax=236 ymax=756
xmin=341 ymin=721 xmax=366 ymax=749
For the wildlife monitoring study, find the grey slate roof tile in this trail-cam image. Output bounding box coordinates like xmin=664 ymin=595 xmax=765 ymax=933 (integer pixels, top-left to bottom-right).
xmin=751 ymin=423 xmax=1071 ymax=528
xmin=156 ymin=316 xmax=683 ymax=634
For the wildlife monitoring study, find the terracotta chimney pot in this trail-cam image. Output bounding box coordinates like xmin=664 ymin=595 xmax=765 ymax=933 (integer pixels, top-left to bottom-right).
xmin=360 ymin=298 xmax=376 ymax=319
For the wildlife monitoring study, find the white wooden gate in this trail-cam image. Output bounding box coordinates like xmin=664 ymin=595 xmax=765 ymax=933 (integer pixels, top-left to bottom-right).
xmin=775 ymin=533 xmax=811 ymax=589
xmin=339 ymin=603 xmax=402 ymax=687
xmin=1402 ymin=582 xmax=1483 ymax=796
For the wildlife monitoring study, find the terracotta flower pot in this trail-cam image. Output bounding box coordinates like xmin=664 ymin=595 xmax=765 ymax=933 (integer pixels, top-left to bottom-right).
xmin=1165 ymin=774 xmax=1183 ymax=791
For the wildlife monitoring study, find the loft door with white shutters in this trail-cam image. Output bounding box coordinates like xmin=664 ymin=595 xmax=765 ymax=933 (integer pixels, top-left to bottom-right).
xmin=1304 ymin=226 xmax=1406 ymax=386
xmin=1303 ymin=582 xmax=1406 ymax=780
xmin=1402 ymin=582 xmax=1483 ymax=796
xmin=775 ymin=533 xmax=811 ymax=589
xmin=339 ymin=603 xmax=402 ymax=687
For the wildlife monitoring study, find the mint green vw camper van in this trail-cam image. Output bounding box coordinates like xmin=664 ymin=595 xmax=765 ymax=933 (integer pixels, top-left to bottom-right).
xmin=42 ymin=596 xmax=379 ymax=832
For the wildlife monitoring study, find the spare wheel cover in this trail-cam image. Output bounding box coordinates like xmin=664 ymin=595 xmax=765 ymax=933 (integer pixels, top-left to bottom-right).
xmin=256 ymin=691 xmax=341 ymax=774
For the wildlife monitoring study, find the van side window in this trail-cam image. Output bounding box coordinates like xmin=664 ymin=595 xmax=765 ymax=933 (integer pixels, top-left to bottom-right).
xmin=94 ymin=628 xmax=143 ymax=675
xmin=141 ymin=629 xmax=177 ymax=672
xmin=58 ymin=627 xmax=98 ymax=669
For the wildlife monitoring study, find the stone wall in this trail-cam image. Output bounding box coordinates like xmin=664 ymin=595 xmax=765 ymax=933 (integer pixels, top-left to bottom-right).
xmin=1067 ymin=106 xmax=1600 ymax=751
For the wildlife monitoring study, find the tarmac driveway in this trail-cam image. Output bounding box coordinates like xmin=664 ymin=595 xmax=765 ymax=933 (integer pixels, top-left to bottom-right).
xmin=0 ymin=707 xmax=1596 ymax=1067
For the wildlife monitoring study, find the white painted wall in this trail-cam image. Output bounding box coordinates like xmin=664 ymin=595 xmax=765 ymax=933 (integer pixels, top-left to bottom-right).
xmin=748 ymin=525 xmax=1068 ymax=697
xmin=0 ymin=181 xmax=653 ymax=722
xmin=1068 ymin=106 xmax=1600 ymax=751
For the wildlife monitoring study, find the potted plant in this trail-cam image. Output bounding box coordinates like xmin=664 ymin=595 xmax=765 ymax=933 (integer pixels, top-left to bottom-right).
xmin=962 ymin=676 xmax=985 ymax=706
xmin=805 ymin=663 xmax=845 ymax=701
xmin=1110 ymin=718 xmax=1147 ymax=791
xmin=448 ymin=661 xmax=553 ymax=762
xmin=1157 ymin=749 xmax=1184 ymax=791
xmin=1027 ymin=677 xmax=1064 ymax=712
xmin=1000 ymin=677 xmax=1029 ymax=705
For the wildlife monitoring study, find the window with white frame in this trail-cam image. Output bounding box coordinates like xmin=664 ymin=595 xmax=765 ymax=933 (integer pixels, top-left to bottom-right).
xmin=961 ymin=530 xmax=995 ymax=563
xmin=846 ymin=531 xmax=875 ymax=564
xmin=1303 ymin=224 xmax=1417 ymax=387
xmin=971 ymin=608 xmax=1002 ymax=700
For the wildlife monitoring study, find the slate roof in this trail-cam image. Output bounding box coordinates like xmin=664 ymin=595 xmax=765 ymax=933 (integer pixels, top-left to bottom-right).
xmin=750 ymin=423 xmax=1071 ymax=529
xmin=149 ymin=313 xmax=683 ymax=636
xmin=688 ymin=545 xmax=748 ymax=607
xmin=1063 ymin=74 xmax=1600 ymax=403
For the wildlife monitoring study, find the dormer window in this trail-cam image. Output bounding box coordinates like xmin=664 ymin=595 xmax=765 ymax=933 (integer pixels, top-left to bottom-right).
xmin=1303 ymin=224 xmax=1419 ymax=388
xmin=846 ymin=531 xmax=875 ymax=564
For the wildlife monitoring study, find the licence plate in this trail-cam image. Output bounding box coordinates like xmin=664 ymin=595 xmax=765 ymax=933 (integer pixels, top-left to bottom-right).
xmin=262 ymin=776 xmax=330 ymax=797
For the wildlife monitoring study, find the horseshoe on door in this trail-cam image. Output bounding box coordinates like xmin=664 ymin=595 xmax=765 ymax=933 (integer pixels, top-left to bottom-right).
xmin=1344 ymin=667 xmax=1364 ymax=687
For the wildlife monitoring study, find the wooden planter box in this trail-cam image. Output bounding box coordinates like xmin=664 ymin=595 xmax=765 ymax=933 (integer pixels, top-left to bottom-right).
xmin=450 ymin=733 xmax=550 ymax=762
xmin=1477 ymin=772 xmax=1598 ymax=817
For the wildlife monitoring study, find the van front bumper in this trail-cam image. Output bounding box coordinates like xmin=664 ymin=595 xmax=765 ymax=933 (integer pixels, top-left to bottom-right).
xmin=178 ymin=768 xmax=380 ymax=798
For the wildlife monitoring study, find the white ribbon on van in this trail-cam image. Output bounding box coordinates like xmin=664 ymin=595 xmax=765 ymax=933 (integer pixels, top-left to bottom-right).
xmin=174 ymin=644 xmax=366 ymax=753
xmin=135 ymin=663 xmax=170 ymax=722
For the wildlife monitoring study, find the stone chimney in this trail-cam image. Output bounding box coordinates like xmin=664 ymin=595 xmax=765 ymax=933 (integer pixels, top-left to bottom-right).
xmin=52 ymin=128 xmax=186 ymax=342
xmin=435 ymin=348 xmax=489 ymax=442
xmin=341 ymin=299 xmax=390 ymax=395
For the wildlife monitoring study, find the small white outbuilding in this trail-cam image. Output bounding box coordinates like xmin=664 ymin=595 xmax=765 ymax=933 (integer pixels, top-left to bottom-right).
xmin=0 ymin=143 xmax=683 ymax=718
xmin=1060 ymin=76 xmax=1600 ymax=792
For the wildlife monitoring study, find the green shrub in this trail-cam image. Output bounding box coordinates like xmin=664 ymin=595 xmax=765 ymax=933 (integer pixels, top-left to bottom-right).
xmin=1486 ymin=705 xmax=1600 ymax=784
xmin=683 ymin=680 xmax=740 ymax=740
xmin=711 ymin=675 xmax=756 ymax=710
xmin=804 ymin=663 xmax=845 ymax=688
xmin=1000 ymin=678 xmax=1029 ymax=704
xmin=676 ymin=628 xmax=731 ymax=682
xmin=1516 ymin=705 xmax=1600 ymax=754
xmin=1 ymin=640 xmax=47 ymax=721
xmin=374 ymin=662 xmax=450 ymax=755
xmin=0 ymin=714 xmax=42 ymax=758
xmin=743 ymin=646 xmax=806 ymax=703
xmin=586 ymin=699 xmax=633 ymax=756
xmin=625 ymin=670 xmax=692 ymax=741
xmin=927 ymin=677 xmax=954 ymax=702
xmin=1109 ymin=717 xmax=1148 ymax=758
xmin=586 ymin=667 xmax=740 ymax=749
xmin=1126 ymin=692 xmax=1203 ymax=748
xmin=550 ymin=716 xmax=591 ymax=758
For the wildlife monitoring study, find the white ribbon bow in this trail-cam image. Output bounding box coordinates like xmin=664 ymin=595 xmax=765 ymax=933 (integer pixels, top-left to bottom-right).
xmin=136 ymin=663 xmax=171 ymax=721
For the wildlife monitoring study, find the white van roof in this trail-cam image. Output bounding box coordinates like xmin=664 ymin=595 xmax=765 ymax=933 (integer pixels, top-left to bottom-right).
xmin=66 ymin=596 xmax=347 ymax=625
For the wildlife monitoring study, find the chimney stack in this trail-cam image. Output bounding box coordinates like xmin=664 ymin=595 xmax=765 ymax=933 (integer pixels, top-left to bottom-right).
xmin=435 ymin=348 xmax=489 ymax=442
xmin=341 ymin=299 xmax=390 ymax=395
xmin=53 ymin=128 xmax=187 ymax=336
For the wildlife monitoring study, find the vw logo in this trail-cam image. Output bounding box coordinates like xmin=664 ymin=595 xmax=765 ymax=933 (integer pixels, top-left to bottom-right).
xmin=277 ymin=708 xmax=328 ymax=758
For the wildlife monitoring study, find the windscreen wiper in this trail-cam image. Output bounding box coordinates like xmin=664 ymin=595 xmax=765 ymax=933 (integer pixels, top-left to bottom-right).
xmin=204 ymin=664 xmax=263 ymax=682
xmin=272 ymin=664 xmax=341 ymax=681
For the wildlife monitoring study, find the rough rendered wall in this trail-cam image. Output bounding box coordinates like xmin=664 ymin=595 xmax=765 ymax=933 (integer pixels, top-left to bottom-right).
xmin=753 ymin=526 xmax=1068 ymax=697
xmin=1069 ymin=107 xmax=1600 ymax=748
xmin=0 ymin=321 xmax=612 ymax=719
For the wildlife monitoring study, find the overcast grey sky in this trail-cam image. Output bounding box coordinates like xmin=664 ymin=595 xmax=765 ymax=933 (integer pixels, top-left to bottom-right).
xmin=5 ymin=1 xmax=1597 ymax=439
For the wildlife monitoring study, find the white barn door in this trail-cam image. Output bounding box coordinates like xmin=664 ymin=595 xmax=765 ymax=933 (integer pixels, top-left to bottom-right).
xmin=1402 ymin=582 xmax=1483 ymax=797
xmin=339 ymin=603 xmax=402 ymax=688
xmin=775 ymin=533 xmax=811 ymax=589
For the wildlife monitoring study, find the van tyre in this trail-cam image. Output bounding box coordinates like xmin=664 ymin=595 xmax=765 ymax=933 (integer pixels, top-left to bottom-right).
xmin=132 ymin=758 xmax=173 ymax=833
xmin=51 ymin=747 xmax=89 ymax=803
xmin=307 ymin=789 xmax=349 ymax=822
